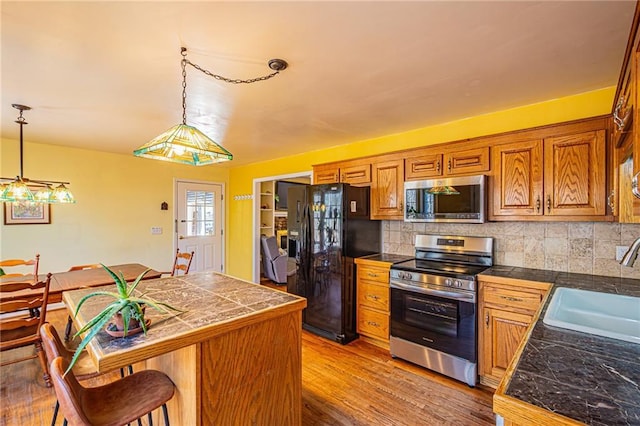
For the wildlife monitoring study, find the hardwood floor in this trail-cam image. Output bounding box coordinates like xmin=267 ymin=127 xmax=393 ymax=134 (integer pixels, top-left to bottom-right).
xmin=1 ymin=307 xmax=495 ymax=426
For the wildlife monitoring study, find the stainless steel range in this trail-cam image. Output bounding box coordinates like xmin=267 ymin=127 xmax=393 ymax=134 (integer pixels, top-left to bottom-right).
xmin=389 ymin=234 xmax=493 ymax=387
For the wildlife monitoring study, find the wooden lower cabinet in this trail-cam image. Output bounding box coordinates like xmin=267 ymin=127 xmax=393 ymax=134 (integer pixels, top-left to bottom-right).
xmin=355 ymin=260 xmax=391 ymax=346
xmin=481 ymin=308 xmax=532 ymax=384
xmin=478 ymin=277 xmax=550 ymax=388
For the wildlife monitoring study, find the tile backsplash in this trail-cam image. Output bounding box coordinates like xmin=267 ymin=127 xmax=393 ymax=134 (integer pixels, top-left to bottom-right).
xmin=382 ymin=221 xmax=640 ymax=279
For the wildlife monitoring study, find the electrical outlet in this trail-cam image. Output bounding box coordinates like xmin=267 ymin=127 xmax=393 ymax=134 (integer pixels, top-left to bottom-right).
xmin=616 ymin=246 xmax=629 ymax=261
xmin=151 ymin=227 xmax=162 ymax=235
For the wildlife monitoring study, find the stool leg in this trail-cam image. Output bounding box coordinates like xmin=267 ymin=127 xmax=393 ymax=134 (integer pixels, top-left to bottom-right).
xmin=63 ymin=420 xmax=67 ymax=426
xmin=51 ymin=400 xmax=59 ymax=426
xmin=148 ymin=412 xmax=153 ymax=425
xmin=137 ymin=419 xmax=142 ymax=426
xmin=162 ymin=404 xmax=170 ymax=426
xmin=128 ymin=365 xmax=134 ymax=375
xmin=64 ymin=315 xmax=73 ymax=342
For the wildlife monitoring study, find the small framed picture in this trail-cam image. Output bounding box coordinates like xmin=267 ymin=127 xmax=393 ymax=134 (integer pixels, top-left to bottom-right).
xmin=3 ymin=201 xmax=51 ymax=225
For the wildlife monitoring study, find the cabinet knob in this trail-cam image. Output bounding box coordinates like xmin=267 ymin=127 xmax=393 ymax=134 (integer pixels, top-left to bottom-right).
xmin=436 ymin=160 xmax=441 ymax=172
xmin=448 ymin=159 xmax=452 ymax=173
xmin=535 ymin=196 xmax=541 ymax=213
xmin=485 ymin=312 xmax=489 ymax=327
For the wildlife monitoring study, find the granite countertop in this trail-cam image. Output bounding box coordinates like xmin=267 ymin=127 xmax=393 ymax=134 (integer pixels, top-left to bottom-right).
xmin=480 ymin=266 xmax=640 ymax=425
xmin=356 ymin=253 xmax=414 ymax=264
xmin=64 ymin=272 xmax=306 ymax=371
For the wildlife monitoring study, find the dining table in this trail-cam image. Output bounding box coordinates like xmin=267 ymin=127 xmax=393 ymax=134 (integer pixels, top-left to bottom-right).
xmin=0 ymin=263 xmax=162 ymax=304
xmin=63 ymin=271 xmax=307 ymax=425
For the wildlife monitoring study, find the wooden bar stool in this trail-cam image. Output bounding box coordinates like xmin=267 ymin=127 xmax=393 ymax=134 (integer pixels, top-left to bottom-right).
xmin=40 ymin=324 xmax=136 ymax=426
xmin=48 ymin=355 xmax=175 ymax=426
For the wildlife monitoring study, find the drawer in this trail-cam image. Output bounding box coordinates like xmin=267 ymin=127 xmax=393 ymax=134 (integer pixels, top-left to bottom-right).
xmin=483 ymin=285 xmax=544 ymax=313
xmin=357 ymin=281 xmax=389 ymax=311
xmin=357 ymin=306 xmax=389 ymax=341
xmin=358 ymin=265 xmax=389 ymax=284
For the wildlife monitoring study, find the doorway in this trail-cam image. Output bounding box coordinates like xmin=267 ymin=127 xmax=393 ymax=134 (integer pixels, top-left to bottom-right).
xmin=252 ymin=171 xmax=312 ymax=283
xmin=175 ymin=179 xmax=225 ymax=273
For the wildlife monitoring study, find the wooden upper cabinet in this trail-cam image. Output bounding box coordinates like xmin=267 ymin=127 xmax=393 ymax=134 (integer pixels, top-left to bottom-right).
xmin=492 ymin=139 xmax=544 ymax=216
xmin=491 ymin=129 xmax=607 ymax=219
xmin=313 ymin=165 xmax=339 ymax=184
xmin=445 ymin=146 xmax=490 ymax=176
xmin=371 ymin=158 xmax=404 ymax=219
xmin=340 ymin=163 xmax=371 ymax=185
xmin=544 ymin=130 xmax=606 ymax=216
xmin=405 ymin=146 xmax=489 ymax=180
xmin=313 ymin=161 xmax=371 ymax=185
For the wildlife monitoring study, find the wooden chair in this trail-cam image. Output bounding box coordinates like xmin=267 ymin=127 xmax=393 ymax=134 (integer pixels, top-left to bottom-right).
xmin=0 ymin=273 xmax=52 ymax=387
xmin=63 ymin=263 xmax=100 ymax=341
xmin=48 ymin=355 xmax=175 ymax=425
xmin=165 ymin=249 xmax=194 ymax=276
xmin=40 ymin=323 xmax=137 ymax=426
xmin=0 ymin=254 xmax=40 ymax=278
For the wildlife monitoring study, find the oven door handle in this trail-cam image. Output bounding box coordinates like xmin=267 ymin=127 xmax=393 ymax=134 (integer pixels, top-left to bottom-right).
xmin=390 ymin=280 xmax=476 ymax=303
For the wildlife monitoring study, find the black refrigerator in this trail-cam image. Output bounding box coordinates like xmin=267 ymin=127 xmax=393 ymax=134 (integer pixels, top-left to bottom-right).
xmin=287 ymin=183 xmax=380 ymax=344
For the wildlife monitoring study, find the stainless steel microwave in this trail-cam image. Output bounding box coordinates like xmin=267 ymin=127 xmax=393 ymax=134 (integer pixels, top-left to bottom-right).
xmin=404 ymin=175 xmax=486 ymax=223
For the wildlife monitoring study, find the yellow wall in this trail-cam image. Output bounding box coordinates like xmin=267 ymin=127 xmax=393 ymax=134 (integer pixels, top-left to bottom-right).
xmin=0 ymin=141 xmax=228 ymax=274
xmin=226 ymin=87 xmax=615 ymax=280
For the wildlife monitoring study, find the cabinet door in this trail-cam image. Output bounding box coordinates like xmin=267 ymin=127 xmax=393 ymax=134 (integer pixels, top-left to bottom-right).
xmin=544 ymin=130 xmax=606 ymax=216
xmin=481 ymin=308 xmax=532 ymax=382
xmin=405 ymin=153 xmax=443 ymax=180
xmin=491 ymin=140 xmax=544 ymax=216
xmin=371 ymin=159 xmax=404 ymax=220
xmin=313 ymin=166 xmax=339 ymax=184
xmin=445 ymin=146 xmax=490 ymax=176
xmin=341 ymin=163 xmax=371 ymax=185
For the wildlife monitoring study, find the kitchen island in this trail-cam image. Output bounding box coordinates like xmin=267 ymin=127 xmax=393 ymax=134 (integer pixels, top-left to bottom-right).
xmin=480 ymin=266 xmax=640 ymax=426
xmin=63 ymin=271 xmax=307 ymax=426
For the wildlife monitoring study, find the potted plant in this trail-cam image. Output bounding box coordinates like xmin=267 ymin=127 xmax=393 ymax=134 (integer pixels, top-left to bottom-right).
xmin=66 ymin=264 xmax=183 ymax=374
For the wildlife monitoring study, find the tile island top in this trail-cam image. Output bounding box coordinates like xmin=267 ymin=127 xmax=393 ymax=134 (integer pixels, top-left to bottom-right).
xmin=64 ymin=271 xmax=306 ymax=373
xmin=480 ymin=266 xmax=640 ymax=425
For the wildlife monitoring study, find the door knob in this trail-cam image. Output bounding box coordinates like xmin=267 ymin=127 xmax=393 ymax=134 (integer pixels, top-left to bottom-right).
xmin=179 ymin=235 xmax=185 ymax=240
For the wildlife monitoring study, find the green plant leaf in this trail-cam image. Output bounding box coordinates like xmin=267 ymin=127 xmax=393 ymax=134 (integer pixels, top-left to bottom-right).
xmin=129 ymin=297 xmax=184 ymax=314
xmin=73 ymin=291 xmax=121 ymax=317
xmin=126 ymin=269 xmax=151 ymax=296
xmin=65 ymin=302 xmax=124 ymax=376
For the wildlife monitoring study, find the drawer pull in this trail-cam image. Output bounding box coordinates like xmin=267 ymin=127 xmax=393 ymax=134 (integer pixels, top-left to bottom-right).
xmin=367 ymin=321 xmax=380 ymax=327
xmin=500 ymin=295 xmax=524 ymax=302
xmin=367 ymin=294 xmax=380 ymax=301
xmin=367 ymin=272 xmax=379 ymax=277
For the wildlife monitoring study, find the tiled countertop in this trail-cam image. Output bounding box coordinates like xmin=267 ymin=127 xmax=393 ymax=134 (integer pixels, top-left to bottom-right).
xmin=479 ymin=266 xmax=640 ymax=425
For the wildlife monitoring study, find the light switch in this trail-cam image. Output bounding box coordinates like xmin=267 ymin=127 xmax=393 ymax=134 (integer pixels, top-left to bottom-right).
xmin=151 ymin=227 xmax=163 ymax=235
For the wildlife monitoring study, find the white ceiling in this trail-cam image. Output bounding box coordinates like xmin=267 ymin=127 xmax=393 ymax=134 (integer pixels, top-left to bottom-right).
xmin=1 ymin=1 xmax=635 ymax=167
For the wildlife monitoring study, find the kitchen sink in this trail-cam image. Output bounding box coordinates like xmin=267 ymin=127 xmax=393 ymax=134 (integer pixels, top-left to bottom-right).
xmin=543 ymin=287 xmax=640 ymax=344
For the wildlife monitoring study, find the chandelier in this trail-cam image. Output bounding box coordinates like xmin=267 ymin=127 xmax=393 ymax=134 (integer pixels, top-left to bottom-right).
xmin=0 ymin=104 xmax=76 ymax=204
xmin=134 ymin=47 xmax=288 ymax=166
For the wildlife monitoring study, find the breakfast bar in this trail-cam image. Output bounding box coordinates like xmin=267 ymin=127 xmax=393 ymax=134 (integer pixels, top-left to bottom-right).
xmin=63 ymin=271 xmax=307 ymax=425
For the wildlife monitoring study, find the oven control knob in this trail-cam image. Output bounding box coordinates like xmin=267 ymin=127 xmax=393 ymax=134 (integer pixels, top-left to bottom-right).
xmin=445 ymin=278 xmax=452 ymax=286
xmin=454 ymin=280 xmax=462 ymax=287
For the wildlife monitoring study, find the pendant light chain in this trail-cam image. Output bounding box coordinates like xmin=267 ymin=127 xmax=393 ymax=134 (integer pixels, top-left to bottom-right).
xmin=181 ymin=49 xmax=188 ymax=126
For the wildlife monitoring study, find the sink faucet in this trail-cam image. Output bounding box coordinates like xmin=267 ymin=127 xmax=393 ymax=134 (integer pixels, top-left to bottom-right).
xmin=620 ymin=237 xmax=640 ymax=267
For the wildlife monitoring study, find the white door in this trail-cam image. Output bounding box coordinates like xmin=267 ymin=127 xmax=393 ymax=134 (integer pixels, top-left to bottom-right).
xmin=176 ymin=181 xmax=224 ymax=273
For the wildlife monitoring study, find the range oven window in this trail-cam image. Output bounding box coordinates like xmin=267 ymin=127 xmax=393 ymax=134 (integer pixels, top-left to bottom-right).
xmin=405 ymin=295 xmax=458 ymax=337
xmin=391 ymin=287 xmax=476 ymax=362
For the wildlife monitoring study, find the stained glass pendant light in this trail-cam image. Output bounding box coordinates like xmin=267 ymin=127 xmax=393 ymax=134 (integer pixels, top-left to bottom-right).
xmin=0 ymin=104 xmax=75 ymax=204
xmin=134 ymin=47 xmax=288 ymax=166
